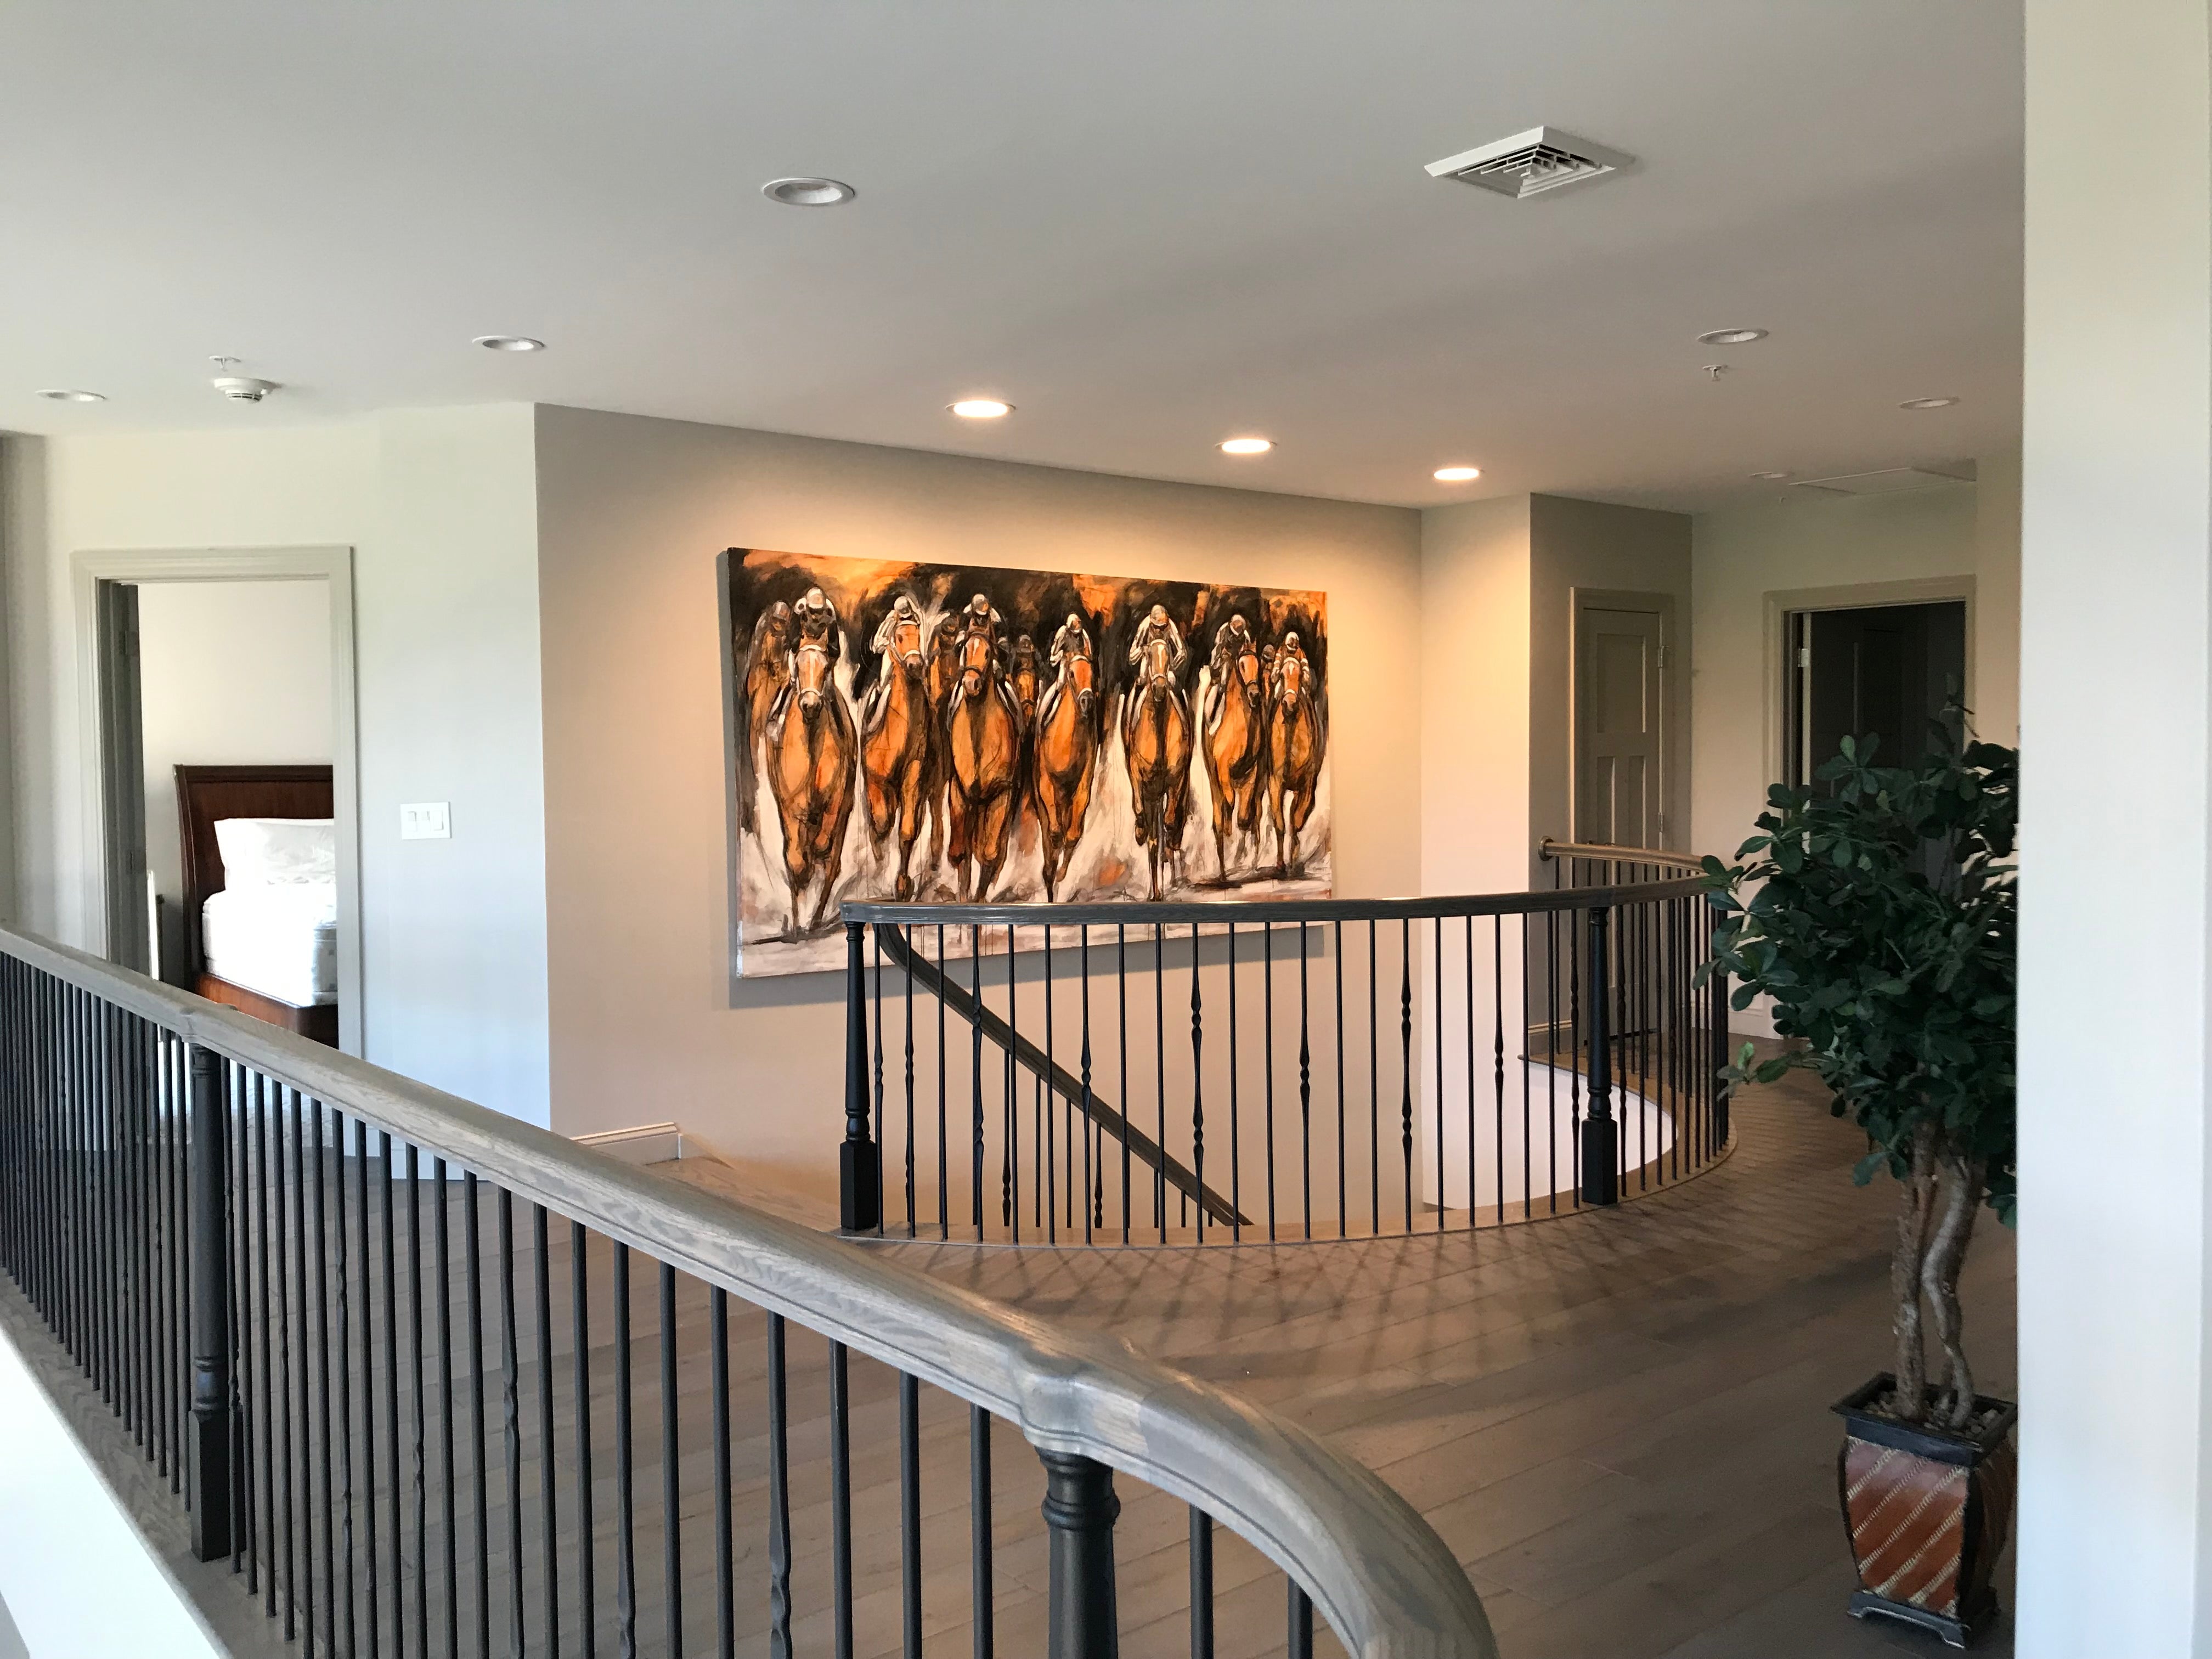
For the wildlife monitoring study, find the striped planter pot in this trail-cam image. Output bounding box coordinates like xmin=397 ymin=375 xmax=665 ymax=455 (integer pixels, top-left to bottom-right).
xmin=1834 ymin=1374 xmax=2018 ymax=1650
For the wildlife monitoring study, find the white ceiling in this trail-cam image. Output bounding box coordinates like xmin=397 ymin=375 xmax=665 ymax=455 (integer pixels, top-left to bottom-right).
xmin=2 ymin=3 xmax=2023 ymax=512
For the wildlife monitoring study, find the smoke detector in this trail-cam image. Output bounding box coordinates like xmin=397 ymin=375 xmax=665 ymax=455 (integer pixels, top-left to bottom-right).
xmin=209 ymin=356 xmax=279 ymax=403
xmin=1425 ymin=126 xmax=1633 ymax=199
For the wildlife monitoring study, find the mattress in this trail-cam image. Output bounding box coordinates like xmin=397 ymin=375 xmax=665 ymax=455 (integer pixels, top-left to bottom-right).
xmin=202 ymin=883 xmax=338 ymax=1008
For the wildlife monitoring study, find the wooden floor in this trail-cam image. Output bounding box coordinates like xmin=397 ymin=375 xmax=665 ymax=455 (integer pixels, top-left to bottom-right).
xmin=856 ymin=1063 xmax=2019 ymax=1658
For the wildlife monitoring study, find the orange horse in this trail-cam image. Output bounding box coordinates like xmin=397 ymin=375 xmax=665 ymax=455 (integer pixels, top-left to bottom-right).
xmin=860 ymin=606 xmax=934 ymax=901
xmin=1032 ymin=637 xmax=1100 ymax=900
xmin=1201 ymin=631 xmax=1267 ymax=882
xmin=736 ymin=601 xmax=795 ymax=834
xmin=766 ymin=635 xmax=856 ymax=936
xmin=923 ymin=620 xmax=962 ymax=871
xmin=944 ymin=628 xmax=1022 ymax=901
xmin=1123 ymin=635 xmax=1193 ymax=900
xmin=1263 ymin=648 xmax=1324 ymax=878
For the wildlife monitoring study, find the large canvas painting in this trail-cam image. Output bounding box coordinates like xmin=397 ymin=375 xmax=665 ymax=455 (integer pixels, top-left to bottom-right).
xmin=720 ymin=548 xmax=1333 ymax=977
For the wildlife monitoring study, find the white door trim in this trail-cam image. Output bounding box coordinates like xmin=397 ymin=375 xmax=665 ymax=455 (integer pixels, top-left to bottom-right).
xmin=71 ymin=545 xmax=364 ymax=1056
xmin=1760 ymin=575 xmax=1977 ymax=802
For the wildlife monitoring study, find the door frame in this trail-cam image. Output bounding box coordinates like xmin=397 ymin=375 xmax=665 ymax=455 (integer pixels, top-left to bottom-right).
xmin=1570 ymin=588 xmax=1684 ymax=851
xmin=72 ymin=545 xmax=363 ymax=1055
xmin=1762 ymin=575 xmax=1978 ymax=797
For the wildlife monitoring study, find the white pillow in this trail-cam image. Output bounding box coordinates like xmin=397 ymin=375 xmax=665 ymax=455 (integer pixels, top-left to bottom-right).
xmin=213 ymin=817 xmax=336 ymax=887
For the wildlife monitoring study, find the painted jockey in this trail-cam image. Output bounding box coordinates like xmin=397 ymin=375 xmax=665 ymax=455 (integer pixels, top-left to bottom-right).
xmin=1048 ymin=612 xmax=1092 ymax=669
xmin=870 ymin=592 xmax=924 ymax=661
xmin=792 ymin=586 xmax=842 ymax=665
xmin=956 ymin=591 xmax=1007 ymax=669
xmin=1127 ymin=602 xmax=1188 ymax=678
xmin=1271 ymin=628 xmax=1313 ymax=699
xmin=1204 ymin=612 xmax=1257 ymax=729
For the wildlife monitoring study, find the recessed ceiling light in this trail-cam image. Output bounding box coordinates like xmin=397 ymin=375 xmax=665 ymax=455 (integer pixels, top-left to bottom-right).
xmin=473 ymin=335 xmax=545 ymax=352
xmin=1697 ymin=328 xmax=1768 ymax=346
xmin=949 ymin=398 xmax=1012 ymax=419
xmin=1750 ymin=470 xmax=1791 ymax=481
xmin=762 ymin=177 xmax=856 ymax=207
xmin=1220 ymin=436 xmax=1273 ymax=456
xmin=35 ymin=388 xmax=105 ymax=403
xmin=1433 ymin=465 xmax=1481 ymax=482
xmin=1900 ymin=396 xmax=1960 ymax=410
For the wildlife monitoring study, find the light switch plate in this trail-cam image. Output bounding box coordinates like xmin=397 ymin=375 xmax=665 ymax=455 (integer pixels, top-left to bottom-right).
xmin=399 ymin=802 xmax=452 ymax=840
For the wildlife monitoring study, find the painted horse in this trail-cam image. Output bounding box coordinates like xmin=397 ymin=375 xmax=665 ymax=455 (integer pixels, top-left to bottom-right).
xmin=859 ymin=603 xmax=934 ymax=901
xmin=923 ymin=618 xmax=963 ymax=873
xmin=766 ymin=631 xmax=857 ymax=935
xmin=1263 ymin=646 xmax=1324 ymax=879
xmin=737 ymin=600 xmax=795 ymax=834
xmin=1201 ymin=628 xmax=1267 ymax=882
xmin=944 ymin=625 xmax=1022 ymax=901
xmin=1123 ymin=634 xmax=1193 ymax=900
xmin=1032 ymin=631 xmax=1100 ymax=900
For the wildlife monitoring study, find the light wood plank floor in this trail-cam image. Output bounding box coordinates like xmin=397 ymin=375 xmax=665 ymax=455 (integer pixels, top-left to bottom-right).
xmin=856 ymin=1063 xmax=2018 ymax=1658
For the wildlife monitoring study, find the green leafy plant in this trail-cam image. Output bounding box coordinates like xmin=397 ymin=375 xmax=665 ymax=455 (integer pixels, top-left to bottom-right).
xmin=1700 ymin=719 xmax=2016 ymax=1429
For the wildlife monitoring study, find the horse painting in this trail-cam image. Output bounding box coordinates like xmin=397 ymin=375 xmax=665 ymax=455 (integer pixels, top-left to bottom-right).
xmin=859 ymin=605 xmax=934 ymax=901
xmin=1032 ymin=633 xmax=1100 ymax=901
xmin=1201 ymin=629 xmax=1267 ymax=882
xmin=1263 ymin=647 xmax=1324 ymax=878
xmin=721 ymin=547 xmax=1329 ymax=977
xmin=1123 ymin=634 xmax=1193 ymax=900
xmin=944 ymin=627 xmax=1023 ymax=902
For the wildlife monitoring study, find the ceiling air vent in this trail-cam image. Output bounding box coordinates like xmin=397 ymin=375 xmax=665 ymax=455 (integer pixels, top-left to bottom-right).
xmin=1789 ymin=465 xmax=1976 ymax=497
xmin=1425 ymin=127 xmax=1633 ymax=199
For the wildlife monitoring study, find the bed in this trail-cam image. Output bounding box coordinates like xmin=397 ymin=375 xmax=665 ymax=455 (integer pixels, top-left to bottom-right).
xmin=175 ymin=764 xmax=340 ymax=1047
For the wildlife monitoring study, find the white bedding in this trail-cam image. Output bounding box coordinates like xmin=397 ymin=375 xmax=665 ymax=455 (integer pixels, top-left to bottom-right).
xmin=202 ymin=884 xmax=338 ymax=1008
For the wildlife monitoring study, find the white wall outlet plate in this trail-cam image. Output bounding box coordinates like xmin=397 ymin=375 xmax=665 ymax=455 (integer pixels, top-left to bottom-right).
xmin=399 ymin=802 xmax=451 ymax=840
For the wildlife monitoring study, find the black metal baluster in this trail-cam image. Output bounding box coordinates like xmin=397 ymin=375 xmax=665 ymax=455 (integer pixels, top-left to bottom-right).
xmin=466 ymin=1174 xmax=487 ymax=1659
xmin=1118 ymin=926 xmax=1130 ymax=1243
xmin=535 ymin=1206 xmax=559 ymax=1659
xmin=1334 ymin=922 xmax=1347 ymax=1239
xmin=614 ymin=1243 xmax=636 ymax=1659
xmin=1400 ymin=919 xmax=1413 ymax=1232
xmin=1521 ymin=915 xmax=1534 ymax=1218
xmin=900 ymin=1373 xmax=922 ymax=1659
xmin=289 ymin=1089 xmax=315 ymax=1648
xmin=336 ymin=1113 xmax=358 ymax=1657
xmin=1080 ymin=928 xmax=1094 ymax=1243
xmin=1263 ymin=921 xmax=1276 ymax=1240
xmin=1189 ymin=1509 xmax=1214 ymax=1659
xmin=1368 ymin=924 xmax=1379 ymax=1235
xmin=1038 ymin=1451 xmax=1119 ymax=1659
xmin=766 ymin=1313 xmax=792 ymax=1659
xmin=1568 ymin=901 xmax=1582 ymax=1204
xmin=1298 ymin=922 xmax=1312 ymax=1238
xmin=383 ymin=1136 xmax=403 ymax=1651
xmin=1006 ymin=929 xmax=1018 ymax=1240
xmin=1045 ymin=929 xmax=1057 ymax=1240
xmin=830 ymin=1341 xmax=854 ymax=1659
xmin=661 ymin=1263 xmax=682 ymax=1659
xmin=187 ymin=1040 xmax=234 ymax=1564
xmin=873 ymin=929 xmax=887 ymax=1239
xmin=712 ymin=1287 xmax=732 ymax=1659
xmin=498 ymin=1190 xmax=523 ymax=1659
xmin=972 ymin=928 xmax=985 ymax=1242
xmin=969 ymin=1407 xmax=993 ymax=1659
xmin=1288 ymin=1584 xmax=1313 ymax=1659
xmin=313 ymin=1101 xmax=337 ymax=1659
xmin=1226 ymin=924 xmax=1240 ymax=1242
xmin=259 ymin=1073 xmax=277 ymax=1602
xmin=1189 ymin=923 xmax=1204 ymax=1242
xmin=843 ymin=923 xmax=881 ymax=1235
xmin=1154 ymin=922 xmax=1166 ymax=1242
xmin=414 ymin=1147 xmax=431 ymax=1659
xmin=361 ymin=1120 xmax=381 ymax=1658
xmin=572 ymin=1222 xmax=597 ymax=1659
xmin=275 ymin=1082 xmax=296 ymax=1636
xmin=937 ymin=927 xmax=949 ymax=1240
xmin=439 ymin=1164 xmax=459 ymax=1659
xmin=1494 ymin=919 xmax=1506 ymax=1226
xmin=905 ymin=926 xmax=917 ymax=1238
xmin=1583 ymin=907 xmax=1618 ymax=1205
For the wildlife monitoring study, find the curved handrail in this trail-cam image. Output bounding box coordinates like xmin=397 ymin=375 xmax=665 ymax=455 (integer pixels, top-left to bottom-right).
xmin=1538 ymin=838 xmax=1705 ymax=874
xmin=0 ymin=923 xmax=1497 ymax=1659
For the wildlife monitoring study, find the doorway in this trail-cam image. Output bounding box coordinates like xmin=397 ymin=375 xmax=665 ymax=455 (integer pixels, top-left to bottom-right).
xmin=1573 ymin=594 xmax=1675 ymax=848
xmin=76 ymin=546 xmax=361 ymax=1053
xmin=1784 ymin=600 xmax=1968 ymax=787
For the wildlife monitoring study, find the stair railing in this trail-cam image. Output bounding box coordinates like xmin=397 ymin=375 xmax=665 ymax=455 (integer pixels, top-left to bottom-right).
xmin=0 ymin=922 xmax=1492 ymax=1659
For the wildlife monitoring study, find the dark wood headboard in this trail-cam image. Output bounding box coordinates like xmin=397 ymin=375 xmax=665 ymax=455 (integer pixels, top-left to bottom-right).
xmin=175 ymin=764 xmax=334 ymax=980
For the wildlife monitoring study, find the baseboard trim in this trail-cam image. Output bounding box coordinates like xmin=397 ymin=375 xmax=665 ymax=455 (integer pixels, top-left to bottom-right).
xmin=574 ymin=1122 xmax=699 ymax=1165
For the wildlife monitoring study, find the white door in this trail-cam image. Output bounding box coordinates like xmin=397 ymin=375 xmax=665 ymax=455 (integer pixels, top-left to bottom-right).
xmin=1576 ymin=606 xmax=1663 ymax=848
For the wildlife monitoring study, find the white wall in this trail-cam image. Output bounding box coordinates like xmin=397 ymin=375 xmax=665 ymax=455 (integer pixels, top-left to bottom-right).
xmin=2018 ymin=1 xmax=2211 ymax=1651
xmin=534 ymin=404 xmax=1422 ymax=1200
xmin=0 ymin=411 xmax=551 ymax=1125
xmin=136 ymin=578 xmax=333 ymax=979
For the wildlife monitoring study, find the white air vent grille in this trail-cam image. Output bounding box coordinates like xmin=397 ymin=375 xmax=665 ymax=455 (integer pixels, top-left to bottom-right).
xmin=1425 ymin=127 xmax=1633 ymax=199
xmin=1790 ymin=465 xmax=1976 ymax=497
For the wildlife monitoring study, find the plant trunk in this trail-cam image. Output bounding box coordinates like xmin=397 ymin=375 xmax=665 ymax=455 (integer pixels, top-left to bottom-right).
xmin=1922 ymin=1154 xmax=1986 ymax=1430
xmin=1891 ymin=1123 xmax=1939 ymax=1424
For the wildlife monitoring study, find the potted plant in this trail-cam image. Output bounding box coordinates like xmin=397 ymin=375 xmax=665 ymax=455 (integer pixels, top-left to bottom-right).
xmin=1700 ymin=719 xmax=2017 ymax=1649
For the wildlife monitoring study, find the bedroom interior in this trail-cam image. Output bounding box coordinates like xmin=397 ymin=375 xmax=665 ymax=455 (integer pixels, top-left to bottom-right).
xmin=1 ymin=2 xmax=2203 ymax=1656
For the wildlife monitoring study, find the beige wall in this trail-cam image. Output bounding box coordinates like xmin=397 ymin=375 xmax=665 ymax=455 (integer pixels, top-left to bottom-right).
xmin=137 ymin=578 xmax=334 ymax=978
xmin=533 ymin=405 xmax=1421 ymax=1195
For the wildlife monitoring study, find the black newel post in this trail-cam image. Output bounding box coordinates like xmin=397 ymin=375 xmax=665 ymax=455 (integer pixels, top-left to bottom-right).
xmin=1579 ymin=907 xmax=1618 ymax=1206
xmin=1039 ymin=1449 xmax=1121 ymax=1659
xmin=840 ymin=921 xmax=881 ymax=1232
xmin=1709 ymin=963 xmax=1732 ymax=1152
xmin=185 ymin=1042 xmax=233 ymax=1560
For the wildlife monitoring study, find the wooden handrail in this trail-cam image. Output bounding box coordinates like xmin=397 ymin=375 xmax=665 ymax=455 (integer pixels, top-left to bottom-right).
xmin=0 ymin=922 xmax=1497 ymax=1659
xmin=1537 ymin=838 xmax=1706 ymax=874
